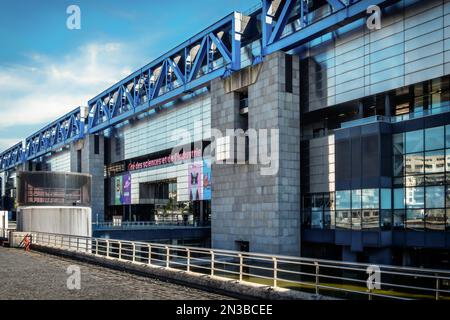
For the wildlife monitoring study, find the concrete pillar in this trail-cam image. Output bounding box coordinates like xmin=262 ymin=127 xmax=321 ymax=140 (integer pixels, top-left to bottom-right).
xmin=211 ymin=52 xmax=301 ymax=256
xmin=71 ymin=135 xmax=105 ymax=222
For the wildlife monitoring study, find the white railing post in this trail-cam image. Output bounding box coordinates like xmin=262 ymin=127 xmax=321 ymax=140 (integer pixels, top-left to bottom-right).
xmin=119 ymin=242 xmax=122 ymax=260
xmin=76 ymin=238 xmax=79 ymax=251
xmin=239 ymin=254 xmax=243 ymax=282
xmin=132 ymin=243 xmax=136 ymax=263
xmin=314 ymin=261 xmax=320 ymax=295
xmin=60 ymin=235 xmax=63 ymax=248
xmin=95 ymin=239 xmax=99 ymax=255
xmin=436 ymin=276 xmax=440 ymax=301
xmin=165 ymin=246 xmax=170 ymax=268
xmin=210 ymin=250 xmax=215 ymax=277
xmin=187 ymin=248 xmax=191 ymax=272
xmin=106 ymin=240 xmax=110 ymax=258
xmin=273 ymin=257 xmax=278 ymax=288
xmin=148 ymin=244 xmax=152 ymax=265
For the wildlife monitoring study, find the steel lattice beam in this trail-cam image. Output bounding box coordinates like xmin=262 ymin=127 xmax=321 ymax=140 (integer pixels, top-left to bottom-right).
xmin=24 ymin=107 xmax=84 ymax=162
xmin=87 ymin=12 xmax=243 ymax=134
xmin=262 ymin=0 xmax=397 ymax=55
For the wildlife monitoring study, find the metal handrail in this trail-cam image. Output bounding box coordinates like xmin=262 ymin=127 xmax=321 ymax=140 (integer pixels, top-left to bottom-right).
xmin=92 ymin=219 xmax=211 ymax=230
xmin=3 ymin=228 xmax=449 ymax=300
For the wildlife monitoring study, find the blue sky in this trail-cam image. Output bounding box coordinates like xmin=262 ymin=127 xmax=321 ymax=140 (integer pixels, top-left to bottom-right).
xmin=0 ymin=0 xmax=258 ymax=151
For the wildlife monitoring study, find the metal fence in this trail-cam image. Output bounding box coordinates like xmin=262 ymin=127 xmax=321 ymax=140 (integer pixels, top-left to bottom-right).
xmin=3 ymin=229 xmax=450 ymax=300
xmin=92 ymin=219 xmax=210 ymax=230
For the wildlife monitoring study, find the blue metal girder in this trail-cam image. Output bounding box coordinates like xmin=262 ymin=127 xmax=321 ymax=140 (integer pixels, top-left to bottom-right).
xmin=262 ymin=0 xmax=398 ymax=55
xmin=88 ymin=12 xmax=241 ymax=134
xmin=23 ymin=107 xmax=84 ymax=163
xmin=0 ymin=143 xmax=24 ymax=171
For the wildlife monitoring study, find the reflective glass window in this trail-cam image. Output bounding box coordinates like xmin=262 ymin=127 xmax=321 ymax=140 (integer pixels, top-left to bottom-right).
xmin=362 ymin=210 xmax=379 ymax=229
xmin=406 ymin=209 xmax=424 ymax=229
xmin=311 ymin=210 xmax=323 ymax=229
xmin=381 ymin=189 xmax=392 ymax=210
xmin=446 ymin=125 xmax=450 ymax=148
xmin=425 ymin=209 xmax=446 ymax=231
xmin=393 ymin=133 xmax=404 ymax=155
xmin=324 ymin=211 xmax=333 ymax=229
xmin=394 ymin=188 xmax=405 ymax=209
xmin=336 ymin=191 xmax=351 ymax=210
xmin=405 ymin=153 xmax=424 ymax=175
xmin=362 ymin=189 xmax=379 ymax=209
xmin=336 ymin=211 xmax=351 ymax=229
xmin=352 ymin=210 xmax=362 ymax=230
xmin=425 ymin=126 xmax=444 ymax=151
xmin=351 ymin=190 xmax=362 ymax=209
xmin=380 ymin=210 xmax=392 ymax=230
xmin=406 ymin=130 xmax=424 ymax=154
xmin=405 ymin=187 xmax=425 ymax=209
xmin=393 ymin=155 xmax=404 ymax=177
xmin=424 ymin=150 xmax=445 ymax=174
xmin=393 ymin=210 xmax=405 ymax=228
xmin=426 ymin=186 xmax=445 ymax=208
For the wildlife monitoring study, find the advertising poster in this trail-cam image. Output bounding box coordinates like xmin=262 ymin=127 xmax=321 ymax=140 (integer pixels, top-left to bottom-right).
xmin=114 ymin=174 xmax=132 ymax=205
xmin=114 ymin=175 xmax=123 ymax=205
xmin=122 ymin=173 xmax=132 ymax=205
xmin=188 ymin=163 xmax=203 ymax=201
xmin=188 ymin=160 xmax=212 ymax=201
xmin=202 ymin=159 xmax=211 ymax=200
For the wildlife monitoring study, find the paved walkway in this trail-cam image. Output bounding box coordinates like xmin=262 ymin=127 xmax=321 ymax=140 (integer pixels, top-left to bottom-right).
xmin=0 ymin=247 xmax=232 ymax=300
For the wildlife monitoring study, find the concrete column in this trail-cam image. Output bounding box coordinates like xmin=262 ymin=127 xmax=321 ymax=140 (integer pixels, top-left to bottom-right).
xmin=71 ymin=135 xmax=105 ymax=222
xmin=211 ymin=52 xmax=301 ymax=256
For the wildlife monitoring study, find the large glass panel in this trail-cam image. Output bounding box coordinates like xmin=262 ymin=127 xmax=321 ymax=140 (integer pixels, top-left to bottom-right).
xmin=425 ymin=209 xmax=445 ymax=231
xmin=446 ymin=186 xmax=450 ymax=208
xmin=425 ymin=174 xmax=445 ymax=186
xmin=446 ymin=149 xmax=450 ymax=172
xmin=406 ymin=209 xmax=424 ymax=229
xmin=352 ymin=210 xmax=362 ymax=230
xmin=335 ymin=211 xmax=351 ymax=229
xmin=405 ymin=130 xmax=424 ymax=153
xmin=446 ymin=125 xmax=450 ymax=148
xmin=351 ymin=190 xmax=362 ymax=209
xmin=362 ymin=189 xmax=379 ymax=209
xmin=311 ymin=210 xmax=323 ymax=229
xmin=324 ymin=211 xmax=333 ymax=229
xmin=393 ymin=133 xmax=404 ymax=155
xmin=303 ymin=210 xmax=312 ymax=228
xmin=336 ymin=191 xmax=351 ymax=210
xmin=405 ymin=187 xmax=425 ymax=209
xmin=405 ymin=175 xmax=425 ymax=187
xmin=381 ymin=189 xmax=392 ymax=209
xmin=393 ymin=155 xmax=404 ymax=177
xmin=380 ymin=210 xmax=392 ymax=230
xmin=405 ymin=153 xmax=424 ymax=175
xmin=425 ymin=150 xmax=445 ymax=174
xmin=394 ymin=188 xmax=405 ymax=209
xmin=425 ymin=126 xmax=444 ymax=151
xmin=426 ymin=186 xmax=445 ymax=208
xmin=362 ymin=210 xmax=379 ymax=229
xmin=393 ymin=210 xmax=405 ymax=229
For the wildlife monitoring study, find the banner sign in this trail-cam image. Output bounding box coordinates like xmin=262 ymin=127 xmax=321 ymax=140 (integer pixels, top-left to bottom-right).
xmin=128 ymin=149 xmax=202 ymax=172
xmin=115 ymin=173 xmax=132 ymax=205
xmin=188 ymin=159 xmax=211 ymax=201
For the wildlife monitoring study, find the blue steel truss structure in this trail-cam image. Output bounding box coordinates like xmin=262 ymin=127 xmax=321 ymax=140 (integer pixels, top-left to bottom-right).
xmin=0 ymin=108 xmax=84 ymax=171
xmin=0 ymin=0 xmax=396 ymax=172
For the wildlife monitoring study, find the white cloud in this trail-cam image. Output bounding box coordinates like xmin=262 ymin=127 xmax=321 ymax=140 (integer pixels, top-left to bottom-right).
xmin=0 ymin=42 xmax=142 ymax=129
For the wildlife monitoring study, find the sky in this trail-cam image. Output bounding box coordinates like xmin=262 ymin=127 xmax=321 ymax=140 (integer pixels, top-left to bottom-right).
xmin=0 ymin=0 xmax=258 ymax=151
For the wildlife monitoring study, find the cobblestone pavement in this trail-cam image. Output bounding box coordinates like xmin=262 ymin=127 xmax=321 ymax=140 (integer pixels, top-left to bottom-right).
xmin=0 ymin=247 xmax=233 ymax=300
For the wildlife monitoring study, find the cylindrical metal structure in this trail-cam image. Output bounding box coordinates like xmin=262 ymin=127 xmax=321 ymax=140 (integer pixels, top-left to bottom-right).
xmin=16 ymin=171 xmax=92 ymax=237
